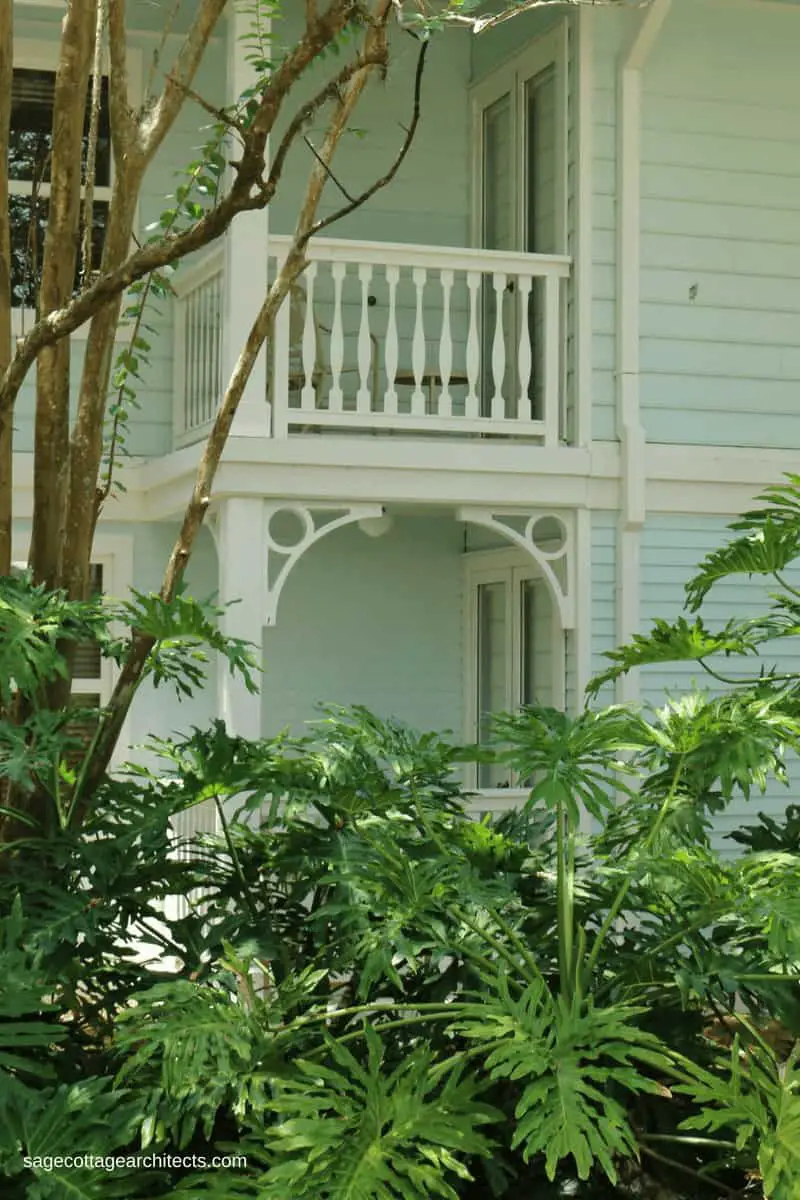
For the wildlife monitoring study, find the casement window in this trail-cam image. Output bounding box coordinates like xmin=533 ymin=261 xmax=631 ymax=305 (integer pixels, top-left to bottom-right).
xmin=465 ymin=550 xmax=565 ymax=789
xmin=10 ymin=47 xmax=112 ymax=312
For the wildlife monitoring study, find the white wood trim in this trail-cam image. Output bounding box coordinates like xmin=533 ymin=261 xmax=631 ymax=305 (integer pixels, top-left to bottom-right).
xmin=616 ymin=526 xmax=641 ymax=705
xmin=171 ymin=245 xmax=225 ymax=300
xmin=575 ymin=5 xmax=593 ymax=450
xmin=215 ymin=499 xmax=264 ymax=740
xmin=615 ymin=0 xmax=673 ymax=706
xmin=271 ymin=234 xmax=570 ymax=277
xmin=220 ymin=7 xmax=270 ymax=439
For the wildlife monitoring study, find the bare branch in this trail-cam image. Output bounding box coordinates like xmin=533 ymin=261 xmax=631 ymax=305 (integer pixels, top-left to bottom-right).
xmin=141 ymin=0 xmax=229 ymax=155
xmin=308 ymin=35 xmax=428 ymax=241
xmin=164 ymin=74 xmax=235 ymax=126
xmin=293 ymin=0 xmax=394 ymax=238
xmin=144 ymin=0 xmax=184 ymax=103
xmin=265 ymin=50 xmax=387 ymax=199
xmin=0 ymin=0 xmax=12 ymax=577
xmin=441 ymin=0 xmax=638 ymax=33
xmin=303 ymin=134 xmax=357 ymax=204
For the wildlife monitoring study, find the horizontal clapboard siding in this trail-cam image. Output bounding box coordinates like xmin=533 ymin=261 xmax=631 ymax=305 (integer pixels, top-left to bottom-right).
xmin=637 ymin=2 xmax=800 ymax=449
xmin=590 ymin=511 xmax=617 ymax=707
xmin=641 ymin=516 xmax=800 ymax=853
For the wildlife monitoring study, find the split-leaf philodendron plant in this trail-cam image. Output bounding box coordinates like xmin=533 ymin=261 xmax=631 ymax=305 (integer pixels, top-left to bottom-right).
xmin=3 ymin=481 xmax=800 ymax=1196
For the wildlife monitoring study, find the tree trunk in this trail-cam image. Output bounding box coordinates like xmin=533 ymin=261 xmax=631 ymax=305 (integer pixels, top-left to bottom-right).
xmin=63 ymin=179 xmax=140 ymax=602
xmin=29 ymin=0 xmax=96 ymax=589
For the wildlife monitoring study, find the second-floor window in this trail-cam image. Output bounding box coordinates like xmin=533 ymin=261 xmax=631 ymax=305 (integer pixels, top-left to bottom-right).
xmin=10 ymin=63 xmax=111 ymax=309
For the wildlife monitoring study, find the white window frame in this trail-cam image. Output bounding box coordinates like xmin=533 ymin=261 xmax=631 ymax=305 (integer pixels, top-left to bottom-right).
xmin=11 ymin=534 xmax=134 ymax=770
xmin=463 ymin=546 xmax=566 ymax=792
xmin=469 ymin=21 xmax=569 ymax=255
xmin=10 ymin=38 xmax=142 ymax=339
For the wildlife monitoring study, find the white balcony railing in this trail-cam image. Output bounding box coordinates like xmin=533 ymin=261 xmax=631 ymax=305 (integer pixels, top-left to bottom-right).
xmin=172 ymin=246 xmax=225 ymax=448
xmin=172 ymin=236 xmax=570 ymax=448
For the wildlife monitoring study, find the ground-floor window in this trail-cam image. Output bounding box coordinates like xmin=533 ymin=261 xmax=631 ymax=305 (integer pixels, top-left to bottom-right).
xmin=465 ymin=548 xmax=564 ymax=788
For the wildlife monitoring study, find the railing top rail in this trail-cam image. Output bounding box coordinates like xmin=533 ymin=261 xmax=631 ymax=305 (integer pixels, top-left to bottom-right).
xmin=172 ymin=243 xmax=226 ymax=300
xmin=269 ymin=233 xmax=571 ymax=278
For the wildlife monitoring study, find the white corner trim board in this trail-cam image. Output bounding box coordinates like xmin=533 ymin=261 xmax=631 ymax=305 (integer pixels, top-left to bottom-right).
xmin=615 ymin=0 xmax=673 ymax=705
xmin=575 ymin=4 xmax=594 ymax=450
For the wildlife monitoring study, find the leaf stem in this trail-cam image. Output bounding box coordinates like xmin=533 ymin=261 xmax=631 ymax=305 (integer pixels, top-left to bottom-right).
xmin=583 ymin=753 xmax=687 ymax=984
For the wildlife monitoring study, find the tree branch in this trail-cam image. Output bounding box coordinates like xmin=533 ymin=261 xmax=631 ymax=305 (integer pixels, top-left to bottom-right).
xmin=293 ymin=0 xmax=394 ymax=238
xmin=144 ymin=0 xmax=184 ymax=104
xmin=307 ymin=34 xmax=427 ymax=241
xmin=264 ymin=50 xmax=387 ymax=200
xmin=140 ymin=0 xmax=229 ymax=156
xmin=303 ymin=134 xmax=357 ymax=204
xmin=442 ymin=0 xmax=636 ymax=33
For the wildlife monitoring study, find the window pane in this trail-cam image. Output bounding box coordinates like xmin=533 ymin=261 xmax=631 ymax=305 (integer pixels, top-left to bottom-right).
xmin=520 ymin=578 xmax=553 ymax=708
xmin=10 ymin=196 xmax=108 ymax=307
xmin=521 ymin=579 xmax=536 ymax=708
xmin=10 ymin=68 xmax=111 ymax=186
xmin=482 ymin=94 xmax=513 ymax=252
xmin=524 ymin=65 xmax=557 ymax=256
xmin=481 ymin=95 xmax=515 ymax=416
xmin=477 ymin=581 xmax=507 ymax=788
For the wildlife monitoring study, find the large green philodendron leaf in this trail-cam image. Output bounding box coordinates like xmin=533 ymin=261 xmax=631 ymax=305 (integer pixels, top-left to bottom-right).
xmin=587 ymin=615 xmax=764 ymax=697
xmin=0 ymin=1077 xmax=146 ymax=1199
xmin=451 ymin=975 xmax=670 ymax=1185
xmin=237 ymin=1027 xmax=497 ymax=1200
xmin=0 ymin=575 xmax=106 ymax=707
xmin=115 ymin=977 xmax=281 ymax=1146
xmin=491 ymin=706 xmax=648 ymax=823
xmin=677 ymin=1040 xmax=800 ymax=1200
xmin=0 ymin=897 xmax=66 ymax=1080
xmin=686 ymin=476 xmax=800 ymax=611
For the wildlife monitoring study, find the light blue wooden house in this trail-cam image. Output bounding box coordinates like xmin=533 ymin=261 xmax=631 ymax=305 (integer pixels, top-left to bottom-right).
xmin=10 ymin=0 xmax=800 ymax=839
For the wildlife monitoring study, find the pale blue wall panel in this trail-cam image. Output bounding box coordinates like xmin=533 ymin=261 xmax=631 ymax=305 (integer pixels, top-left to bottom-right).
xmin=261 ymin=516 xmax=464 ymax=740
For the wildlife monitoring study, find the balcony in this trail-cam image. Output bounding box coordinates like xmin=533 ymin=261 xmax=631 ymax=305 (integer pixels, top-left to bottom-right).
xmin=172 ymin=236 xmax=571 ymax=451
